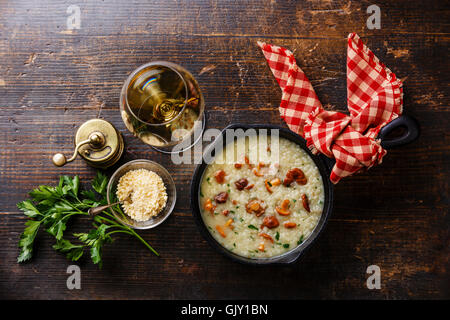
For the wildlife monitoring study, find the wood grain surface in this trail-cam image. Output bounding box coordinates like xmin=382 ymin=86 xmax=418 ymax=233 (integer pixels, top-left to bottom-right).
xmin=0 ymin=0 xmax=448 ymax=299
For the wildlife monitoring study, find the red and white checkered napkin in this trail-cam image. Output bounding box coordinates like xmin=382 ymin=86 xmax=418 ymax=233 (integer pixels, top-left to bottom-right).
xmin=258 ymin=33 xmax=403 ymax=184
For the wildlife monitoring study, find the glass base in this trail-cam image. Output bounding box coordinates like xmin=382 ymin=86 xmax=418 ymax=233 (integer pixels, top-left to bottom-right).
xmin=151 ymin=112 xmax=206 ymax=154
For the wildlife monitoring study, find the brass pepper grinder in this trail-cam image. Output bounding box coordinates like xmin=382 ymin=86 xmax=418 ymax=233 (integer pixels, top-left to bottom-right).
xmin=52 ymin=119 xmax=124 ymax=168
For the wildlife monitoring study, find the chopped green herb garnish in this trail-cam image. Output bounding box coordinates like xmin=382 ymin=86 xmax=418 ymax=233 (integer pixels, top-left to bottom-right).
xmin=275 ymin=231 xmax=280 ymax=241
xmin=283 ymin=243 xmax=290 ymax=249
xmin=206 ymin=177 xmax=211 ymax=184
xmin=297 ymin=235 xmax=304 ymax=245
xmin=292 ymin=199 xmax=296 ymax=203
xmin=230 ymin=210 xmax=235 ymax=214
xmin=248 ymin=224 xmax=258 ymax=230
xmin=267 ymin=181 xmax=272 ymax=187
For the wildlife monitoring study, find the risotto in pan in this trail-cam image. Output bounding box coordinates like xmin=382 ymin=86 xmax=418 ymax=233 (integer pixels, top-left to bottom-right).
xmin=199 ymin=135 xmax=325 ymax=259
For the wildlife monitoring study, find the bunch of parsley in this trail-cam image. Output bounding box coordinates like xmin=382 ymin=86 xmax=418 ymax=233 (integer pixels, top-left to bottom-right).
xmin=17 ymin=172 xmax=158 ymax=268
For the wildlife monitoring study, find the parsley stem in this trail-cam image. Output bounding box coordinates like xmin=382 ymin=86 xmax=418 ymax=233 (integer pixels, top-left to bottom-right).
xmin=96 ymin=211 xmax=158 ymax=256
xmin=128 ymin=228 xmax=159 ymax=256
xmin=61 ymin=199 xmax=86 ymax=214
xmin=101 ymin=211 xmax=159 ymax=256
xmin=94 ymin=215 xmax=123 ymax=228
xmin=106 ymin=230 xmax=134 ymax=237
xmin=101 ymin=211 xmax=134 ymax=230
xmin=63 ymin=212 xmax=89 ymax=219
xmin=103 ymin=210 xmax=119 ymax=220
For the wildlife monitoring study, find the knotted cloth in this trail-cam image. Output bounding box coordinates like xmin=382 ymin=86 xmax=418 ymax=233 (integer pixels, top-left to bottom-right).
xmin=258 ymin=33 xmax=403 ymax=183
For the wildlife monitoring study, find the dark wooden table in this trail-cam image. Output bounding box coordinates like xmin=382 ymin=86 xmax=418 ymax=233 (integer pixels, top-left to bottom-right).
xmin=0 ymin=0 xmax=448 ymax=299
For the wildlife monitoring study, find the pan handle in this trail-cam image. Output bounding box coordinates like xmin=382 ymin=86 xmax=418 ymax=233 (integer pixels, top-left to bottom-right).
xmin=320 ymin=114 xmax=419 ymax=171
xmin=377 ymin=115 xmax=420 ymax=149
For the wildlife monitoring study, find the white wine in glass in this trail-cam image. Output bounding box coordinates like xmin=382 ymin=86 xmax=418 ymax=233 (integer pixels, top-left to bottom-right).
xmin=120 ymin=61 xmax=205 ymax=153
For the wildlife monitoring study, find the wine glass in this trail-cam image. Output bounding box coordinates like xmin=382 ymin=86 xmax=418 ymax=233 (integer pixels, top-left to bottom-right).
xmin=120 ymin=61 xmax=205 ymax=153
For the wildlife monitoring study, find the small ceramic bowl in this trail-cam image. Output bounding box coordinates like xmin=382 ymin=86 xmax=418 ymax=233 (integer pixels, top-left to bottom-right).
xmin=106 ymin=159 xmax=176 ymax=229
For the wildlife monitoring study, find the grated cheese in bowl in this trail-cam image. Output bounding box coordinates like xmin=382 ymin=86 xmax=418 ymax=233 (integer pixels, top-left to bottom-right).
xmin=116 ymin=168 xmax=168 ymax=221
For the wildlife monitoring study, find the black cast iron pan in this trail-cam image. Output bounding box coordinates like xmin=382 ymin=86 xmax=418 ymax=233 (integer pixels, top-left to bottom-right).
xmin=190 ymin=115 xmax=419 ymax=265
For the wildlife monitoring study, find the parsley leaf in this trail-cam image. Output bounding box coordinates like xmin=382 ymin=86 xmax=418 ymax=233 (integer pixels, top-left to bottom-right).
xmin=53 ymin=239 xmax=85 ymax=261
xmin=62 ymin=175 xmax=80 ymax=198
xmin=81 ymin=189 xmax=97 ymax=201
xmin=75 ymin=225 xmax=112 ymax=268
xmin=47 ymin=219 xmax=67 ymax=240
xmin=92 ymin=171 xmax=108 ymax=196
xmin=29 ymin=185 xmax=60 ymax=204
xmin=17 ymin=200 xmax=41 ymax=218
xmin=18 ymin=220 xmax=41 ymax=262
